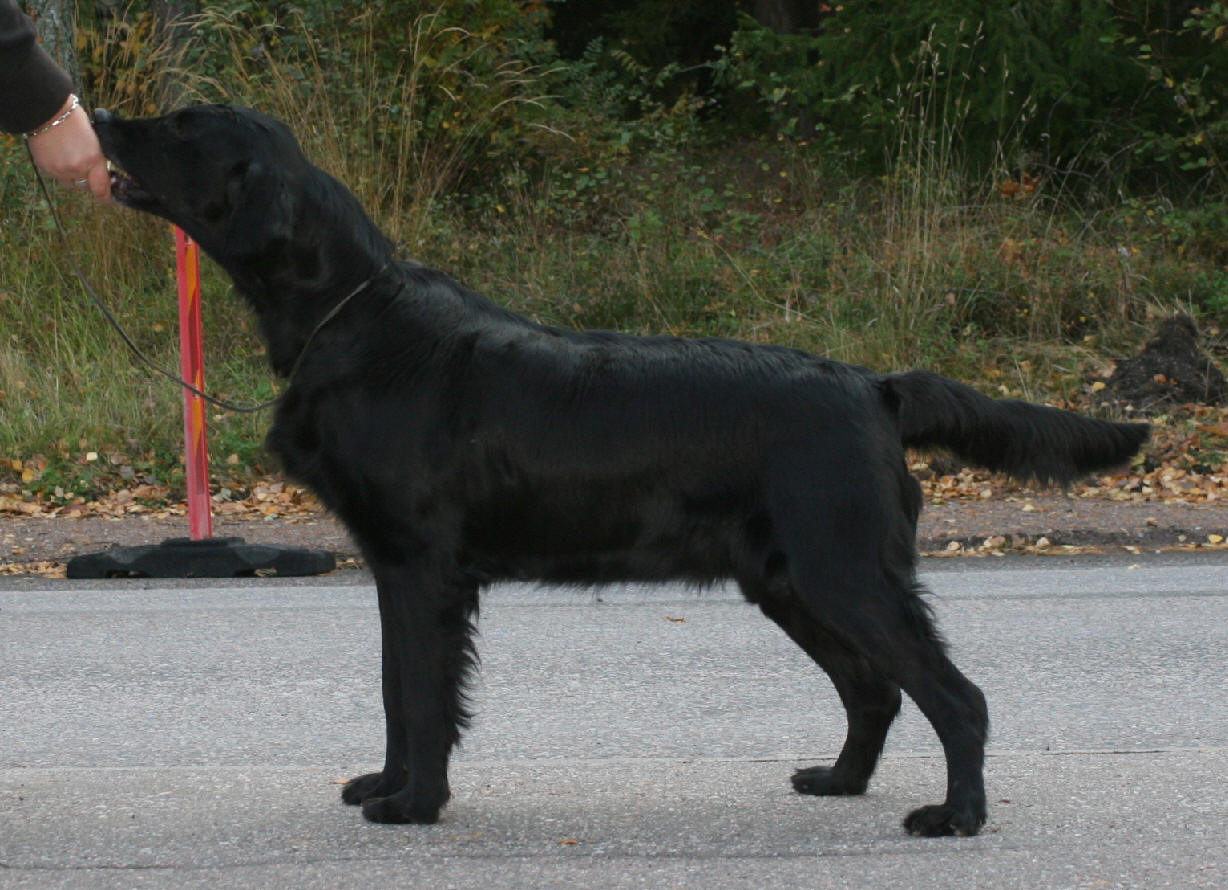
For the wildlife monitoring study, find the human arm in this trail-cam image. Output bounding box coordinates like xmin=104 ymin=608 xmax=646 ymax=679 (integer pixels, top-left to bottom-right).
xmin=0 ymin=0 xmax=110 ymax=200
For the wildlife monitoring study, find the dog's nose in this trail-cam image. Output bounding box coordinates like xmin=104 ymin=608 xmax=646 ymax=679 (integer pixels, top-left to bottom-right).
xmin=93 ymin=107 xmax=113 ymax=124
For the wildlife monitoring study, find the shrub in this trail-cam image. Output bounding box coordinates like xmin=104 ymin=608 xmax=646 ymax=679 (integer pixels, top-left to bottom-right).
xmin=714 ymin=1 xmax=1228 ymax=192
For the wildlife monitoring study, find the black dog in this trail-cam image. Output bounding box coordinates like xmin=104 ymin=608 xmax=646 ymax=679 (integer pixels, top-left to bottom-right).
xmin=94 ymin=105 xmax=1148 ymax=836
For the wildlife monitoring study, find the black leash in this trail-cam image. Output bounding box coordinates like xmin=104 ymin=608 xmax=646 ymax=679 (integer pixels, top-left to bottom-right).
xmin=29 ymin=151 xmax=382 ymax=414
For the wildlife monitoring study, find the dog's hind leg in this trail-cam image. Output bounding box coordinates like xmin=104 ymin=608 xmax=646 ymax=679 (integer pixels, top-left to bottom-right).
xmin=342 ymin=556 xmax=479 ymax=825
xmin=763 ymin=452 xmax=988 ymax=836
xmin=893 ymin=633 xmax=989 ymax=837
xmin=753 ymin=593 xmax=901 ymax=796
xmin=780 ymin=570 xmax=988 ymax=834
xmin=784 ymin=568 xmax=988 ymax=835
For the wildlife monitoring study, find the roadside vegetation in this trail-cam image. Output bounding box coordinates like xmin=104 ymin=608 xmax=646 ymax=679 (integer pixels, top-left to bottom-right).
xmin=2 ymin=1 xmax=1227 ymax=508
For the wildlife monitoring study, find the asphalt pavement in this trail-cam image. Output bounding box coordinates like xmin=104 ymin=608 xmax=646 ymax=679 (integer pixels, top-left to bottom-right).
xmin=1 ymin=554 xmax=1225 ymax=889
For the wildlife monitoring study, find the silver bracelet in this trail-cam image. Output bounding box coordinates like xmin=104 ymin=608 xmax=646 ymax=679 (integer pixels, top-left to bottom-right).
xmin=24 ymin=94 xmax=80 ymax=140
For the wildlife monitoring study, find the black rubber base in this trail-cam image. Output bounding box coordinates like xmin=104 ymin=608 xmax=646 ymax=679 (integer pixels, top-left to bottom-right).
xmin=65 ymin=537 xmax=336 ymax=579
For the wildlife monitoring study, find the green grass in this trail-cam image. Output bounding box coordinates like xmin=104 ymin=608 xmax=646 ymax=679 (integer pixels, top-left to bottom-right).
xmin=1 ymin=125 xmax=1214 ymax=504
xmin=0 ymin=11 xmax=1221 ymax=503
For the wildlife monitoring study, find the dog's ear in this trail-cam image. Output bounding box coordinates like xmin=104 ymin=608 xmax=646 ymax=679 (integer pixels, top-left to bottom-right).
xmin=222 ymin=160 xmax=294 ymax=258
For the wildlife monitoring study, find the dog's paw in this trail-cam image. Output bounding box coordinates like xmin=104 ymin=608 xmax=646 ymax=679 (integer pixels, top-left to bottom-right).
xmin=791 ymin=765 xmax=868 ymax=796
xmin=342 ymin=772 xmax=400 ymax=806
xmin=361 ymin=793 xmax=445 ymax=825
xmin=903 ymin=803 xmax=986 ymax=837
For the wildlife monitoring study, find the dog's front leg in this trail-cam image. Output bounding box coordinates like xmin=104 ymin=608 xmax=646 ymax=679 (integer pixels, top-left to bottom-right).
xmin=342 ymin=558 xmax=478 ymax=825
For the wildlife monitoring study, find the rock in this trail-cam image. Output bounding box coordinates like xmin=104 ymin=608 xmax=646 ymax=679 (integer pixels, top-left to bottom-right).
xmin=1095 ymin=315 xmax=1227 ymax=410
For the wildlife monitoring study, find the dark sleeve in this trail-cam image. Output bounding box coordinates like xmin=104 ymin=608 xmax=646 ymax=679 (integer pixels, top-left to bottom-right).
xmin=0 ymin=0 xmax=74 ymax=134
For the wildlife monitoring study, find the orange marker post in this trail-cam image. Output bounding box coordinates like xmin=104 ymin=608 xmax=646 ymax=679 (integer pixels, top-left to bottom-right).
xmin=175 ymin=226 xmax=213 ymax=541
xmin=67 ymin=227 xmax=334 ymax=577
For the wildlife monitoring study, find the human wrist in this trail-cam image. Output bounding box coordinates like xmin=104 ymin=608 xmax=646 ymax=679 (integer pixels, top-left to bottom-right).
xmin=24 ymin=94 xmax=81 ymax=140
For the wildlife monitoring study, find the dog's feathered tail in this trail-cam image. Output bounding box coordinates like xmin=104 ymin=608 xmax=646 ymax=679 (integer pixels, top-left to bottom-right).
xmin=885 ymin=370 xmax=1149 ymax=485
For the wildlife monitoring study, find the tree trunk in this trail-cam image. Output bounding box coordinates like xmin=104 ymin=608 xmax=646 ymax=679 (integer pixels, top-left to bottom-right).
xmin=751 ymin=1 xmax=828 ymax=136
xmin=25 ymin=0 xmax=80 ymax=89
xmin=150 ymin=0 xmax=200 ymax=109
xmin=151 ymin=0 xmax=199 ymax=43
xmin=752 ymin=0 xmax=823 ymax=36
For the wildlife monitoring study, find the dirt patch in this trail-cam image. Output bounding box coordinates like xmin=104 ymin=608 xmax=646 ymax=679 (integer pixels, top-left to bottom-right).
xmin=3 ymin=494 xmax=1226 ymax=577
xmin=1095 ymin=315 xmax=1227 ymax=410
xmin=919 ymin=494 xmax=1228 ymax=556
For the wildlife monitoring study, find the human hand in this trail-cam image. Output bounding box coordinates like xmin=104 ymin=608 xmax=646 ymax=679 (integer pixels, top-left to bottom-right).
xmin=26 ymin=95 xmax=112 ymax=202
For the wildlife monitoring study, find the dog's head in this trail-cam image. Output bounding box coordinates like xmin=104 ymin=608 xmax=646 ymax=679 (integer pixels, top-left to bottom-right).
xmin=94 ymin=104 xmax=308 ymax=263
